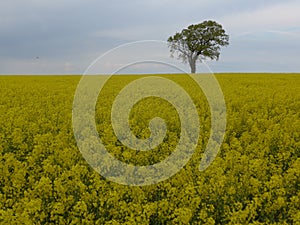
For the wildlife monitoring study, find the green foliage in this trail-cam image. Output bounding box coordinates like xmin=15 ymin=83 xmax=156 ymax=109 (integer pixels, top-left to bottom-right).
xmin=0 ymin=74 xmax=299 ymax=224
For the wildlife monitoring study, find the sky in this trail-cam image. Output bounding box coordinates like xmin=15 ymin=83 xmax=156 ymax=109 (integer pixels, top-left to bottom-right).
xmin=0 ymin=0 xmax=300 ymax=74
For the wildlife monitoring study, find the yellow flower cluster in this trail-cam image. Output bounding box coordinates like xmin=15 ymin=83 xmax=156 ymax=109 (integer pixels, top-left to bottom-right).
xmin=0 ymin=74 xmax=299 ymax=224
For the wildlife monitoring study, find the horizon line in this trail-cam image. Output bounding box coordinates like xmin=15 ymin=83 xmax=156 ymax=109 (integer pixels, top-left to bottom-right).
xmin=0 ymin=72 xmax=300 ymax=76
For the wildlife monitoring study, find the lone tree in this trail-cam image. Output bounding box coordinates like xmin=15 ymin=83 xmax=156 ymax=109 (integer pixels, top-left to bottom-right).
xmin=168 ymin=20 xmax=229 ymax=73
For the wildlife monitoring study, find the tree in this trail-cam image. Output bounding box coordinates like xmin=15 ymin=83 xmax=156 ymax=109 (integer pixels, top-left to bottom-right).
xmin=167 ymin=20 xmax=229 ymax=73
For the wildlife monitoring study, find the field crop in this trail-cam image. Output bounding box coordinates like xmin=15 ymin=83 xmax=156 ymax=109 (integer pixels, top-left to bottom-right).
xmin=0 ymin=74 xmax=299 ymax=224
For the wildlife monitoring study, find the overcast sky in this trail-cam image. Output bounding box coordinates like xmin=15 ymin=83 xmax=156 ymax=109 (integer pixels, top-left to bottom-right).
xmin=1 ymin=0 xmax=300 ymax=74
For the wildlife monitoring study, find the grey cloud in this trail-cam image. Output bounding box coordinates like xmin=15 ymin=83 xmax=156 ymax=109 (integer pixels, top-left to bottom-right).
xmin=0 ymin=0 xmax=299 ymax=74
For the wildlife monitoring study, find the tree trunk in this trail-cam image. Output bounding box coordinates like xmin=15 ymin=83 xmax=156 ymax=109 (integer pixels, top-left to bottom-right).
xmin=190 ymin=61 xmax=196 ymax=73
xmin=189 ymin=56 xmax=197 ymax=73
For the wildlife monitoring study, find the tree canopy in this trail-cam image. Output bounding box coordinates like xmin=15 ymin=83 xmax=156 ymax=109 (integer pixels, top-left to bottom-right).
xmin=168 ymin=20 xmax=229 ymax=73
